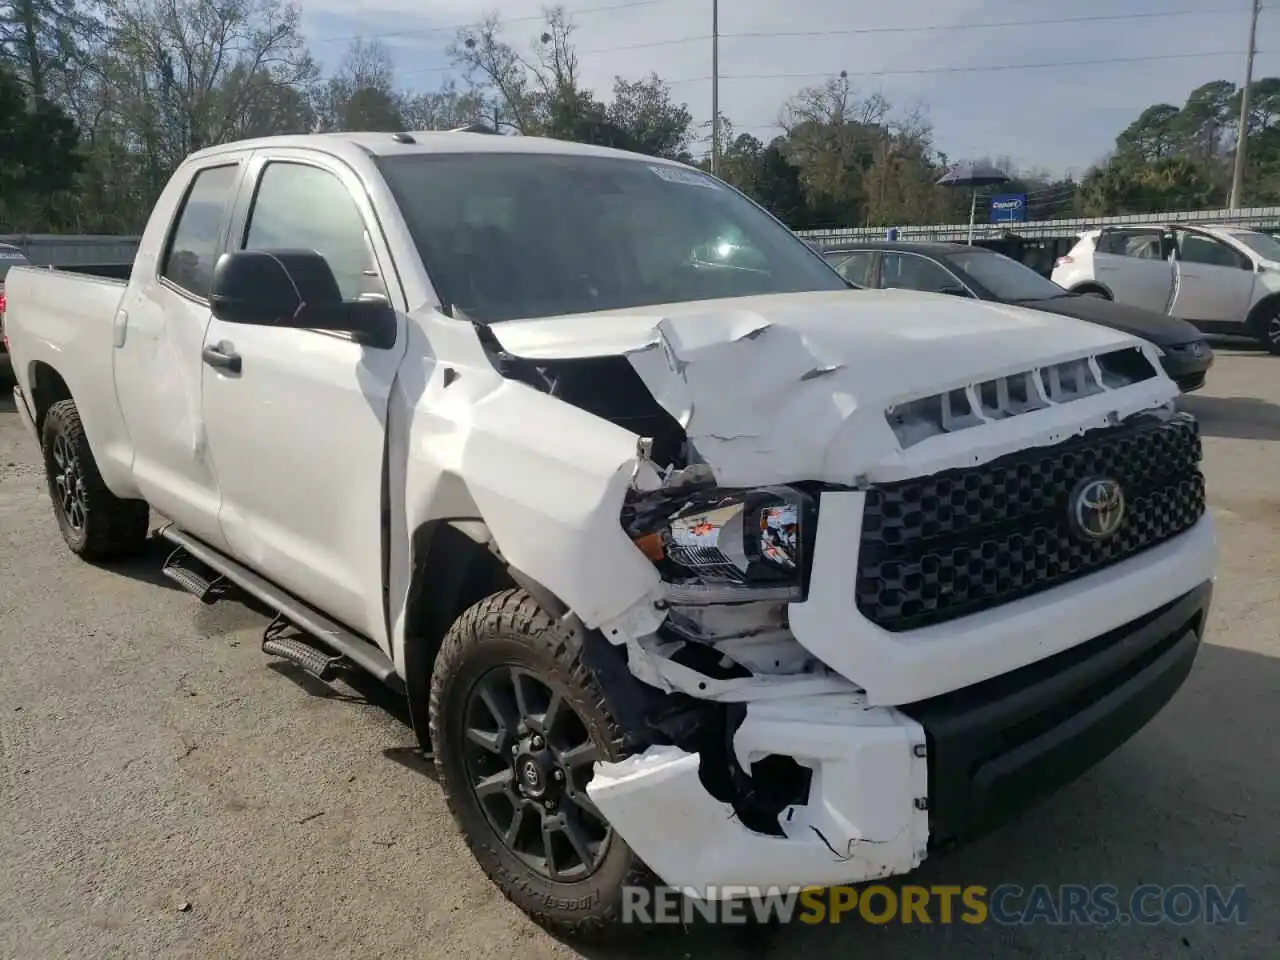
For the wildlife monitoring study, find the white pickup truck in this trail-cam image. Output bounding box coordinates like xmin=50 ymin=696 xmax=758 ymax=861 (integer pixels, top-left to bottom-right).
xmin=4 ymin=131 xmax=1217 ymax=936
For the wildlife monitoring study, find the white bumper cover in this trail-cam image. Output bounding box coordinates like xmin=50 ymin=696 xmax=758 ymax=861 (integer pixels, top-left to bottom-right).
xmin=585 ymin=693 xmax=929 ymax=896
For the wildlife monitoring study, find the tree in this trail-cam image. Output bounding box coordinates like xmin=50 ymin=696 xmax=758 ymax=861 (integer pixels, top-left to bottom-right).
xmin=607 ymin=73 xmax=692 ymax=160
xmin=1077 ymin=155 xmax=1218 ymax=217
xmin=753 ymin=140 xmax=809 ymax=226
xmin=89 ymin=0 xmax=315 ymax=204
xmin=448 ymin=7 xmax=691 ymax=156
xmin=0 ymin=0 xmax=99 ymax=100
xmin=1175 ymin=80 xmax=1235 ymax=168
xmin=315 ymin=38 xmax=401 ymax=132
xmin=1114 ymin=104 xmax=1182 ymax=163
xmin=0 ymin=63 xmax=82 ymax=228
xmin=398 ymin=79 xmax=488 ymax=131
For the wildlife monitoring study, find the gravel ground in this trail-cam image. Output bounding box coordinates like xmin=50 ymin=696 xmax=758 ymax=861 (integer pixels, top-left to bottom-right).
xmin=0 ymin=348 xmax=1276 ymax=959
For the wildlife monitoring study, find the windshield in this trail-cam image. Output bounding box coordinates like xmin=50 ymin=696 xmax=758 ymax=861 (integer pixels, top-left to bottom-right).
xmin=1228 ymin=230 xmax=1280 ymax=261
xmin=945 ymin=250 xmax=1067 ymax=301
xmin=376 ymin=152 xmax=847 ymax=322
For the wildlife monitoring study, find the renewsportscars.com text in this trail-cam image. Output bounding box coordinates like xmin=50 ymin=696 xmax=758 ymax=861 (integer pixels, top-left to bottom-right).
xmin=621 ymin=883 xmax=1248 ymax=926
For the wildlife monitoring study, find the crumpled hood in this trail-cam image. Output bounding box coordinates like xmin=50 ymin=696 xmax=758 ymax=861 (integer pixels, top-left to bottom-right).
xmin=488 ymin=289 xmax=1177 ymax=485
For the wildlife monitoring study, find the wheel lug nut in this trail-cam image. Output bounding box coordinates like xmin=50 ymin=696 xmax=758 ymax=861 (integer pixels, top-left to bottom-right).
xmin=511 ymin=744 xmax=518 ymax=754
xmin=531 ymin=735 xmax=543 ymax=749
xmin=553 ymin=770 xmax=564 ymax=782
xmin=544 ymin=800 xmax=554 ymax=810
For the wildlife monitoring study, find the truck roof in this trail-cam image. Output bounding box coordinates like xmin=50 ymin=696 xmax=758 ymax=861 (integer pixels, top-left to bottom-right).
xmin=187 ymin=129 xmax=689 ymax=167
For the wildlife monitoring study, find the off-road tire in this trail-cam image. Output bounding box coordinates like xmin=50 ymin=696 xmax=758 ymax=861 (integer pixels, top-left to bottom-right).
xmin=430 ymin=588 xmax=656 ymax=939
xmin=40 ymin=399 xmax=150 ymax=560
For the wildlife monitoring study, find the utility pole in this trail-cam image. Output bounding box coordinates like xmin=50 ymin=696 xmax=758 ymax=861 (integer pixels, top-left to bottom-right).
xmin=1229 ymin=0 xmax=1262 ymax=209
xmin=711 ymin=0 xmax=720 ymax=175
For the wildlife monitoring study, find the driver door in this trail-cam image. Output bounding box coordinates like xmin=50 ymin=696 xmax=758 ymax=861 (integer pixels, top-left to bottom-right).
xmin=199 ymin=151 xmax=408 ymax=650
xmin=1169 ymin=229 xmax=1256 ymax=324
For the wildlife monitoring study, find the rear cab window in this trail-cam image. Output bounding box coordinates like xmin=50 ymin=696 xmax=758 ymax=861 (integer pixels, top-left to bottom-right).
xmin=159 ymin=164 xmax=241 ymax=299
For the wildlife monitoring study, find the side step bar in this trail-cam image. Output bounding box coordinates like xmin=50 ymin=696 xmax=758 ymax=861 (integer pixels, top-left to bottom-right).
xmin=162 ymin=545 xmax=227 ymax=602
xmin=159 ymin=525 xmax=405 ymax=696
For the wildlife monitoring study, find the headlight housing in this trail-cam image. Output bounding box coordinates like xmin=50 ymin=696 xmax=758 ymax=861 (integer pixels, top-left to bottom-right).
xmin=630 ymin=485 xmax=818 ymax=604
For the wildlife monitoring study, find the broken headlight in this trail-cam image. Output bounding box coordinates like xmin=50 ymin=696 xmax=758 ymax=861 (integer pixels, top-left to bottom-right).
xmin=631 ymin=486 xmax=817 ymax=604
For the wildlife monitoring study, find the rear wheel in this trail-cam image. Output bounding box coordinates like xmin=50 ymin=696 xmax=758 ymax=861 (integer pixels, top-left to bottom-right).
xmin=430 ymin=589 xmax=654 ymax=938
xmin=40 ymin=399 xmax=150 ymax=560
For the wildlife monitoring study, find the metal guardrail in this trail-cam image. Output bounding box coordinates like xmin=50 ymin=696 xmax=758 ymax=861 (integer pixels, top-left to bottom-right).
xmin=796 ymin=205 xmax=1280 ymax=246
xmin=10 ymin=204 xmax=1280 ymax=266
xmin=0 ymin=234 xmax=140 ymax=267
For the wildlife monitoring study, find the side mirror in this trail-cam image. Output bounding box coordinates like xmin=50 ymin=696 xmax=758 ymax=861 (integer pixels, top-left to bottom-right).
xmin=210 ymin=249 xmax=396 ymax=349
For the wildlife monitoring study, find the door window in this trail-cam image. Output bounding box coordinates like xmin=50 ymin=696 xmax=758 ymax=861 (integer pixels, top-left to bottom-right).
xmin=828 ymin=251 xmax=875 ymax=286
xmin=1096 ymin=230 xmax=1165 ymax=260
xmin=1175 ymin=230 xmax=1250 ymax=270
xmin=160 ymin=164 xmax=240 ymax=299
xmin=880 ymin=253 xmax=964 ymax=293
xmin=243 ymin=162 xmax=387 ymax=301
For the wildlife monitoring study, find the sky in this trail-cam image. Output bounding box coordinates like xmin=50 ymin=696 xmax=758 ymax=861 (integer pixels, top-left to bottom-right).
xmin=298 ymin=0 xmax=1280 ymax=180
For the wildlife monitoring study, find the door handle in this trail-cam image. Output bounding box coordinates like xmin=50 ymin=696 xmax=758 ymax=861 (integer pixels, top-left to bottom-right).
xmin=202 ymin=342 xmax=242 ymax=375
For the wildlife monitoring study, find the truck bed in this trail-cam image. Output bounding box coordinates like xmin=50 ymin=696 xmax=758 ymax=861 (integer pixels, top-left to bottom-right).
xmin=50 ymin=261 xmax=135 ymax=281
xmin=3 ymin=264 xmax=133 ymax=482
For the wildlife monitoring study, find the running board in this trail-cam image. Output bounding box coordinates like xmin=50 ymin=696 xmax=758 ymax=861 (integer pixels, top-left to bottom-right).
xmin=158 ymin=525 xmax=405 ymax=695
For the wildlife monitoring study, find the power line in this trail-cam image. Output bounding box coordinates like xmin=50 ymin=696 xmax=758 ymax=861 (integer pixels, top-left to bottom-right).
xmin=665 ymin=49 xmax=1255 ymax=86
xmin=328 ymin=5 xmax=1252 ymax=60
xmin=314 ymin=0 xmax=670 ymax=45
xmin=723 ymin=7 xmax=1254 ymax=40
xmin=400 ymin=42 xmax=1254 ymax=82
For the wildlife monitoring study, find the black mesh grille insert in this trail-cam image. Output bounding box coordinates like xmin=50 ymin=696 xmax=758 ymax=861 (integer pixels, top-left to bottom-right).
xmin=856 ymin=413 xmax=1205 ymax=631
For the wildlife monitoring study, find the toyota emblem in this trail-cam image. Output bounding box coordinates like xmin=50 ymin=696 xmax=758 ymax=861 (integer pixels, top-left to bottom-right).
xmin=1068 ymin=477 xmax=1126 ymax=542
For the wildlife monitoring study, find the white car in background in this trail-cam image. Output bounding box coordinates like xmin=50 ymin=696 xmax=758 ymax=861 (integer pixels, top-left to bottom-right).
xmin=1051 ymin=223 xmax=1280 ymax=354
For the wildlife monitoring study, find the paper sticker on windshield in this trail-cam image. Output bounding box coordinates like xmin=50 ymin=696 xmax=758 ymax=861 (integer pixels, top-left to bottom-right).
xmin=649 ymin=165 xmax=721 ymax=189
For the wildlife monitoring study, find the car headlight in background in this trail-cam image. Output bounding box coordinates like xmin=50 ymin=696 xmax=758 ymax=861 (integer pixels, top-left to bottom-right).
xmin=628 ymin=486 xmax=818 ymax=604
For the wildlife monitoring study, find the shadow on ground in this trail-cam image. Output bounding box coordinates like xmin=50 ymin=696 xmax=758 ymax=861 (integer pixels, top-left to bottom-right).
xmin=1179 ymin=395 xmax=1280 ymax=442
xmin=0 ymin=363 xmax=15 ymax=412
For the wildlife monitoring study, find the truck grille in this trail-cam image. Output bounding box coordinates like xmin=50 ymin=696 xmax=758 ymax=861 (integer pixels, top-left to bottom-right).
xmin=855 ymin=412 xmax=1205 ymax=632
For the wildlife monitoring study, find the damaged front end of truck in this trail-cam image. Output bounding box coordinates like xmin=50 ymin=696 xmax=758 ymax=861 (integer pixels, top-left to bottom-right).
xmin=453 ymin=292 xmax=1210 ymax=895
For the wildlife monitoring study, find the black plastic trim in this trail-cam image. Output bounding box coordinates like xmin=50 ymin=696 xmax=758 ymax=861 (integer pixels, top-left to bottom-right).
xmin=900 ymin=580 xmax=1212 ymax=847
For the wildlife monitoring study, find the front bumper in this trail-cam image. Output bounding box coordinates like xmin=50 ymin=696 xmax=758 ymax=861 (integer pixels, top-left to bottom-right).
xmin=587 ymin=581 xmax=1211 ymax=895
xmin=1160 ymin=341 xmax=1213 ymax=392
xmin=900 ymin=579 xmax=1211 ymax=847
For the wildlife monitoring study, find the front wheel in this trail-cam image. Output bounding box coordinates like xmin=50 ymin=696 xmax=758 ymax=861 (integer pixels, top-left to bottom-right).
xmin=1258 ymin=309 xmax=1280 ymax=355
xmin=430 ymin=589 xmax=654 ymax=938
xmin=40 ymin=399 xmax=150 ymax=560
